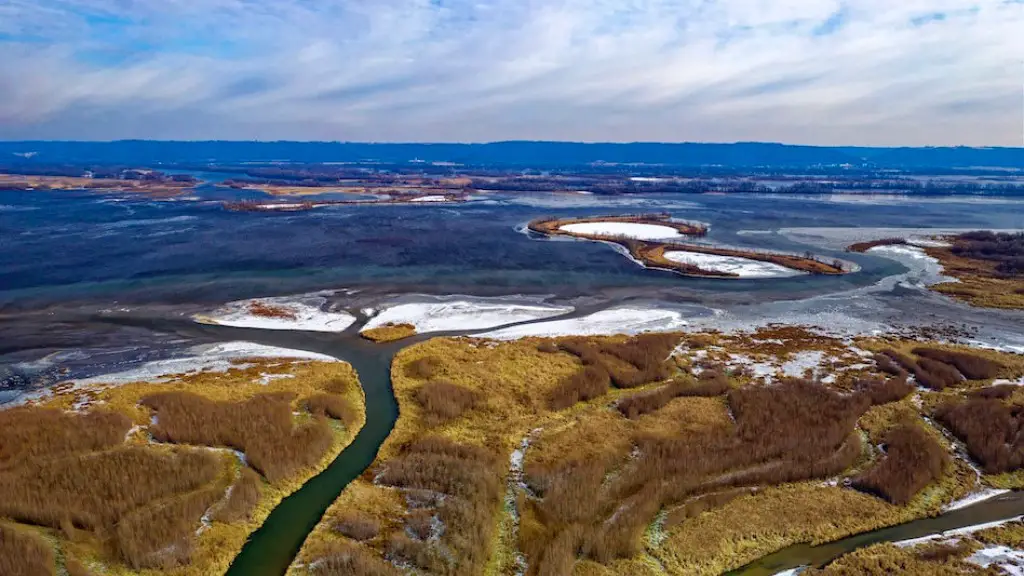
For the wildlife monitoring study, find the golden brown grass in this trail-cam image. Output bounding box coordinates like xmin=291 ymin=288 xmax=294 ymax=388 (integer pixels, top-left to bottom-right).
xmin=0 ymin=522 xmax=55 ymax=576
xmin=804 ymin=540 xmax=982 ymax=576
xmin=851 ymin=423 xmax=949 ymax=505
xmin=414 ymin=380 xmax=481 ymax=425
xmin=0 ymin=407 xmax=130 ymax=470
xmin=927 ymin=236 xmax=1024 ymax=309
xmin=142 ymin=391 xmax=335 ymax=483
xmin=361 ymin=323 xmax=417 ymax=343
xmin=291 ymin=333 xmax=1012 ymax=576
xmin=936 ymin=397 xmax=1024 ymax=474
xmin=12 ymin=357 xmax=366 ymax=576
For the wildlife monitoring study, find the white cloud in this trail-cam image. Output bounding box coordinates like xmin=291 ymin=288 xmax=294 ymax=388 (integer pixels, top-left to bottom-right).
xmin=0 ymin=0 xmax=1021 ymax=145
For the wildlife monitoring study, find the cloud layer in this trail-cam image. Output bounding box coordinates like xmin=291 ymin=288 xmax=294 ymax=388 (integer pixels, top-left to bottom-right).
xmin=1 ymin=0 xmax=1021 ymax=145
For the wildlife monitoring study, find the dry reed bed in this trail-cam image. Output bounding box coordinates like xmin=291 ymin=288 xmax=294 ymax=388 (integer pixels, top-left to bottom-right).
xmin=360 ymin=323 xmax=417 ymax=343
xmin=1 ymin=357 xmax=365 ymax=576
xmin=0 ymin=522 xmax=56 ymax=576
xmin=291 ymin=333 xmax=1023 ymax=576
xmin=927 ymin=231 xmax=1024 ymax=309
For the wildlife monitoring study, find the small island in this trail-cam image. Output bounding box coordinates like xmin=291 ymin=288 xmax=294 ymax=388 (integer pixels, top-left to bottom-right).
xmin=530 ymin=214 xmax=848 ymax=278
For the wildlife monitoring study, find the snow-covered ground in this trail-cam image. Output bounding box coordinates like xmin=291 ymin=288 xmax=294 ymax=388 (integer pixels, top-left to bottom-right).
xmin=559 ymin=221 xmax=687 ymax=240
xmin=662 ymin=251 xmax=806 ymax=278
xmin=967 ymin=546 xmax=1024 ymax=575
xmin=944 ymin=488 xmax=1011 ymax=512
xmin=67 ymin=341 xmax=337 ymax=389
xmin=411 ymin=195 xmax=449 ymax=202
xmin=195 ymin=295 xmax=356 ymax=333
xmin=361 ymin=298 xmax=572 ymax=335
xmin=480 ymin=307 xmax=689 ymax=339
xmin=866 ymin=244 xmax=948 ymax=287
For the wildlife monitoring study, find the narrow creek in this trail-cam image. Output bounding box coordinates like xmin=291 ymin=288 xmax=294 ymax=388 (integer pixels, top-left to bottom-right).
xmin=96 ymin=316 xmax=1024 ymax=576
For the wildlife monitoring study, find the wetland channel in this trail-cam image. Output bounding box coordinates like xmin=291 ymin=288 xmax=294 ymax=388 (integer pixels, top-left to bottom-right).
xmin=100 ymin=316 xmax=1024 ymax=576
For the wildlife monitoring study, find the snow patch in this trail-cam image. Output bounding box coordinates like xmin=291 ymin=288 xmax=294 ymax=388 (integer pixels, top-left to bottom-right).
xmin=196 ymin=295 xmax=356 ymax=333
xmin=944 ymin=488 xmax=1011 ymax=512
xmin=481 ymin=307 xmax=689 ymax=339
xmin=361 ymin=299 xmax=572 ymax=335
xmin=663 ymin=251 xmax=806 ymax=278
xmin=966 ymin=546 xmax=1024 ymax=575
xmin=411 ymin=195 xmax=449 ymax=202
xmin=894 ymin=516 xmax=1024 ymax=547
xmin=559 ymin=221 xmax=686 ymax=241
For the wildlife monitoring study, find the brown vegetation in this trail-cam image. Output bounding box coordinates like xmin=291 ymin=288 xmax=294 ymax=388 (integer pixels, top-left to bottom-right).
xmin=414 ymin=381 xmax=481 ymax=425
xmin=846 ymin=238 xmax=907 ymax=253
xmin=309 ymin=541 xmax=400 ymax=576
xmin=0 ymin=407 xmax=130 ymax=470
xmin=248 ymin=301 xmax=298 ymax=320
xmin=912 ymin=347 xmax=1004 ymax=380
xmin=142 ymin=391 xmax=335 ymax=483
xmin=361 ymin=323 xmax=417 ymax=343
xmin=523 ymin=379 xmax=868 ymax=573
xmin=0 ymin=523 xmax=55 ymax=576
xmin=852 ymin=424 xmax=948 ymax=505
xmin=877 ymin=349 xmax=963 ymax=390
xmin=856 ymin=377 xmax=915 ymax=406
xmin=616 ymin=372 xmax=729 ymax=419
xmin=304 ymin=393 xmax=358 ymax=426
xmin=115 ymin=483 xmax=226 ymax=569
xmin=332 ymin=511 xmax=381 ymax=541
xmin=935 ymin=397 xmax=1024 ymax=474
xmin=928 ymin=231 xmax=1024 ymax=309
xmin=373 ymin=437 xmax=503 ymax=574
xmin=405 ymin=355 xmax=444 ymax=379
xmin=212 ymin=467 xmax=262 ymax=523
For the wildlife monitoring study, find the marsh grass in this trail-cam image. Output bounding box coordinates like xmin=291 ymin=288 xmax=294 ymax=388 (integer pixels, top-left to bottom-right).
xmin=310 ymin=541 xmax=400 ymax=576
xmin=912 ymin=347 xmax=1004 ymax=380
xmin=852 ymin=424 xmax=949 ymax=505
xmin=332 ymin=511 xmax=381 ymax=541
xmin=361 ymin=323 xmax=417 ymax=343
xmin=936 ymin=397 xmax=1024 ymax=474
xmin=0 ymin=523 xmax=55 ymax=576
xmin=0 ymin=407 xmax=130 ymax=471
xmin=856 ymin=377 xmax=915 ymax=406
xmin=142 ymin=391 xmax=335 ymax=483
xmin=414 ymin=381 xmax=481 ymax=425
xmin=212 ymin=467 xmax=262 ymax=523
xmin=616 ymin=373 xmax=729 ymax=419
xmin=304 ymin=393 xmax=358 ymax=426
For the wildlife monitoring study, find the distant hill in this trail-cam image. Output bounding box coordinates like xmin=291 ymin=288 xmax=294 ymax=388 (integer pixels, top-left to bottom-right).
xmin=0 ymin=140 xmax=1021 ymax=169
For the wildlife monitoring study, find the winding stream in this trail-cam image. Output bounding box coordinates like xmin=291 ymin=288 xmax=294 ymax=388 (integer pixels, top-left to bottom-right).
xmin=94 ymin=317 xmax=1024 ymax=576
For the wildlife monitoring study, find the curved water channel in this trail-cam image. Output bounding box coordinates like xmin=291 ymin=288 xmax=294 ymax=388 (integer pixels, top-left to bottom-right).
xmin=99 ymin=316 xmax=1024 ymax=576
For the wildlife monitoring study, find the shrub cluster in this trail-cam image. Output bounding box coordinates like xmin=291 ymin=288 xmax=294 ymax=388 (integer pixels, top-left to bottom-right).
xmin=374 ymin=437 xmax=502 ymax=574
xmin=0 ymin=523 xmax=55 ymax=576
xmin=970 ymin=385 xmax=1018 ymax=400
xmin=414 ymin=381 xmax=480 ymax=425
xmin=852 ymin=424 xmax=948 ymax=505
xmin=212 ymin=467 xmax=262 ymax=524
xmin=247 ymin=301 xmax=298 ymax=319
xmin=912 ymin=347 xmax=1004 ymax=380
xmin=115 ymin=484 xmax=225 ymax=569
xmin=936 ymin=398 xmax=1024 ymax=474
xmin=875 ymin=350 xmax=963 ymax=390
xmin=142 ymin=391 xmax=334 ymax=483
xmin=404 ymin=356 xmax=444 ymax=379
xmin=856 ymin=377 xmax=915 ymax=406
xmin=304 ymin=393 xmax=358 ymax=426
xmin=332 ymin=511 xmax=381 ymax=541
xmin=523 ymin=379 xmax=868 ymax=572
xmin=310 ymin=541 xmax=400 ymax=576
xmin=548 ymin=334 xmax=679 ymax=410
xmin=616 ymin=372 xmax=729 ymax=419
xmin=951 ymin=231 xmax=1024 ymax=277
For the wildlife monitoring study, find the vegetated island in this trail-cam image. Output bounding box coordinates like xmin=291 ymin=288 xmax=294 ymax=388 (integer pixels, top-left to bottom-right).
xmin=529 ymin=214 xmax=848 ymax=278
xmin=361 ymin=323 xmax=418 ymax=343
xmin=289 ymin=327 xmax=1024 ymax=576
xmin=849 ymin=231 xmax=1024 ymax=309
xmin=0 ymin=351 xmax=365 ymax=576
xmin=0 ymin=172 xmax=198 ymax=198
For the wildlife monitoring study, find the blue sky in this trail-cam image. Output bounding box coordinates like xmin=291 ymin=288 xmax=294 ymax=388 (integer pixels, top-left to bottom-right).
xmin=0 ymin=0 xmax=1021 ymax=145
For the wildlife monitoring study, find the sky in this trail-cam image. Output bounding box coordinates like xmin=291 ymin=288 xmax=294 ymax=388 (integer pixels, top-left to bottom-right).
xmin=0 ymin=0 xmax=1022 ymax=146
